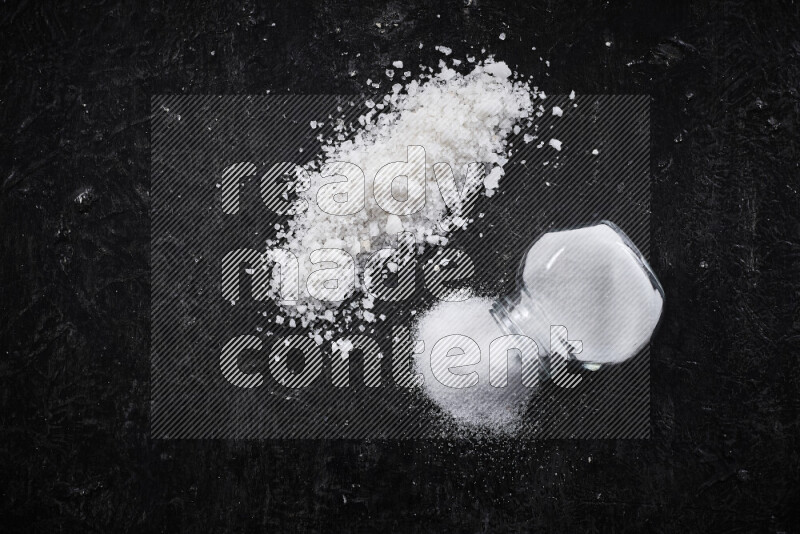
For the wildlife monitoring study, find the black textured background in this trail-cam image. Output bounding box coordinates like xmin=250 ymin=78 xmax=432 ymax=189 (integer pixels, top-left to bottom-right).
xmin=1 ymin=0 xmax=798 ymax=532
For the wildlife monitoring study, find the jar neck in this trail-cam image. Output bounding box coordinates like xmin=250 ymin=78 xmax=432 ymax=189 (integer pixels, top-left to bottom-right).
xmin=489 ymin=291 xmax=551 ymax=351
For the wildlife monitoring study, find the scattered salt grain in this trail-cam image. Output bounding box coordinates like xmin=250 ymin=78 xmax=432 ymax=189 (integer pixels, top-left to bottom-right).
xmin=548 ymin=138 xmax=562 ymax=151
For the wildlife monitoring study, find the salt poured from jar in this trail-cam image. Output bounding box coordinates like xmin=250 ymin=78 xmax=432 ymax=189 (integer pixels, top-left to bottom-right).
xmin=413 ymin=297 xmax=528 ymax=433
xmin=414 ymin=222 xmax=664 ymax=431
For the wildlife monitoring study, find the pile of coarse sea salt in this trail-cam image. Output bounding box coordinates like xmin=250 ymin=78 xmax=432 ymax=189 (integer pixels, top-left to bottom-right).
xmin=264 ymin=57 xmax=547 ymax=347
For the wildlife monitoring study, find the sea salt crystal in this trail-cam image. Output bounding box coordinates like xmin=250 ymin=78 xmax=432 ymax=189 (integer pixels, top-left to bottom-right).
xmin=434 ymin=45 xmax=452 ymax=55
xmin=483 ymin=61 xmax=512 ymax=79
xmin=392 ymin=60 xmax=404 ymax=68
xmin=552 ymin=106 xmax=563 ymax=116
xmin=548 ymin=138 xmax=562 ymax=151
xmin=385 ymin=214 xmax=404 ymax=234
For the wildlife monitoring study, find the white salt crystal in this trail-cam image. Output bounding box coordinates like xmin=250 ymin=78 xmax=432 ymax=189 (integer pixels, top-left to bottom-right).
xmin=499 ymin=32 xmax=506 ymax=40
xmin=552 ymin=106 xmax=563 ymax=116
xmin=337 ymin=338 xmax=354 ymax=356
xmin=592 ymin=149 xmax=599 ymax=156
xmin=548 ymin=138 xmax=562 ymax=151
xmin=392 ymin=60 xmax=403 ymax=68
xmin=483 ymin=166 xmax=504 ymax=196
xmin=385 ymin=214 xmax=403 ymax=234
xmin=434 ymin=45 xmax=452 ymax=55
xmin=482 ymin=61 xmax=512 ymax=79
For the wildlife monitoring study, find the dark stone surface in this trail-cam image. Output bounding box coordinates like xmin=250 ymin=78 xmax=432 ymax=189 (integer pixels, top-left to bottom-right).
xmin=1 ymin=0 xmax=798 ymax=531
